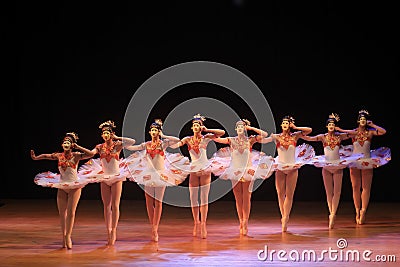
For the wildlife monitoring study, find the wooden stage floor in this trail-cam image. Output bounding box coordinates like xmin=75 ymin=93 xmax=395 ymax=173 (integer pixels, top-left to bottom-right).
xmin=1 ymin=199 xmax=399 ymax=266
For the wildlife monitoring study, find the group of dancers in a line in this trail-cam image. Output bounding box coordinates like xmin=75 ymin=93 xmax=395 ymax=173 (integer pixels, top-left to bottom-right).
xmin=31 ymin=110 xmax=391 ymax=249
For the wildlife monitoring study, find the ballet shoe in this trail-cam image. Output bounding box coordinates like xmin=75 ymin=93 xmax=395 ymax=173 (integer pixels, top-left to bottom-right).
xmin=281 ymin=216 xmax=289 ymax=232
xmin=152 ymin=226 xmax=159 ymax=242
xmin=239 ymin=220 xmax=243 ymax=235
xmin=355 ymin=210 xmax=360 ymax=224
xmin=329 ymin=214 xmax=336 ymax=229
xmin=62 ymin=236 xmax=67 ymax=248
xmin=109 ymin=229 xmax=116 ymax=245
xmin=201 ymin=222 xmax=207 ymax=239
xmin=359 ymin=209 xmax=366 ymax=225
xmin=242 ymin=219 xmax=248 ymax=236
xmin=193 ymin=221 xmax=200 ymax=237
xmin=65 ymin=235 xmax=72 ymax=249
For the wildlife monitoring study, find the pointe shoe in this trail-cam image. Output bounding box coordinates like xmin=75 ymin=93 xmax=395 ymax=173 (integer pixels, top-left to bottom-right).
xmin=359 ymin=209 xmax=366 ymax=225
xmin=242 ymin=219 xmax=248 ymax=236
xmin=193 ymin=221 xmax=200 ymax=237
xmin=66 ymin=236 xmax=72 ymax=249
xmin=109 ymin=229 xmax=116 ymax=245
xmin=281 ymin=216 xmax=289 ymax=232
xmin=201 ymin=222 xmax=207 ymax=239
xmin=152 ymin=226 xmax=159 ymax=242
xmin=355 ymin=210 xmax=360 ymax=224
xmin=239 ymin=220 xmax=243 ymax=235
xmin=62 ymin=236 xmax=67 ymax=248
xmin=329 ymin=214 xmax=336 ymax=229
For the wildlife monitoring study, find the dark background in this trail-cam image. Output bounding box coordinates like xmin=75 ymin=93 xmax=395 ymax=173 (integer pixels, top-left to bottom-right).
xmin=9 ymin=1 xmax=398 ymax=203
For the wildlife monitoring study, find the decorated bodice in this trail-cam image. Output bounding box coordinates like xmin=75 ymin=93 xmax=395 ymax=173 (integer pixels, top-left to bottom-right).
xmin=57 ymin=152 xmax=79 ymax=182
xmin=229 ymin=136 xmax=254 ymax=168
xmin=97 ymin=142 xmax=121 ymax=175
xmin=275 ymin=133 xmax=296 ymax=163
xmin=323 ymin=133 xmax=341 ymax=149
xmin=145 ymin=140 xmax=165 ymax=170
xmin=187 ymin=135 xmax=211 ymax=168
xmin=352 ymin=129 xmax=371 ymax=157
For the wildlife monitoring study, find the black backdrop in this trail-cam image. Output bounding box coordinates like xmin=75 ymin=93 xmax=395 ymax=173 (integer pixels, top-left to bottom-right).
xmin=9 ymin=1 xmax=398 ymax=202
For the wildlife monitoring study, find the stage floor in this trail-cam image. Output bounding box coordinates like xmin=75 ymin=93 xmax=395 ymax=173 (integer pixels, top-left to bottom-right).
xmin=1 ymin=199 xmax=399 ymax=266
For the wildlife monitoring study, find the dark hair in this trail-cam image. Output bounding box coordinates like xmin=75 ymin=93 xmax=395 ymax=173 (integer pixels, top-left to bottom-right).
xmin=326 ymin=113 xmax=340 ymax=126
xmin=192 ymin=113 xmax=205 ymax=126
xmin=99 ymin=120 xmax=116 ymax=133
xmin=282 ymin=115 xmax=294 ymax=124
xmin=63 ymin=132 xmax=78 ymax=143
xmin=357 ymin=110 xmax=370 ymax=122
xmin=150 ymin=119 xmax=163 ymax=130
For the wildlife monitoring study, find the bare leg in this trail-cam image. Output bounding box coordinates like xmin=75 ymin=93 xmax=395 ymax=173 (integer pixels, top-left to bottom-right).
xmin=109 ymin=181 xmax=123 ymax=245
xmin=350 ymin=168 xmax=362 ymax=224
xmin=322 ymin=168 xmax=334 ymax=215
xmin=242 ymin=181 xmax=252 ymax=235
xmin=331 ymin=170 xmax=343 ymax=215
xmin=232 ymin=180 xmax=243 ymax=234
xmin=275 ymin=170 xmax=286 ymax=218
xmin=283 ymin=170 xmax=298 ymax=222
xmin=65 ymin=188 xmax=81 ymax=249
xmin=189 ymin=174 xmax=200 ymax=236
xmin=100 ymin=182 xmax=112 ymax=244
xmin=152 ymin=186 xmax=166 ymax=242
xmin=359 ymin=169 xmax=373 ymax=224
xmin=199 ymin=173 xmax=211 ymax=238
xmin=144 ymin=186 xmax=156 ymax=240
xmin=57 ymin=189 xmax=68 ymax=248
xmin=276 ymin=170 xmax=298 ymax=232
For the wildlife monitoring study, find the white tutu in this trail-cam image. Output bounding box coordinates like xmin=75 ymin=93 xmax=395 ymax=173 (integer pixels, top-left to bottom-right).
xmin=125 ymin=151 xmax=190 ymax=187
xmin=34 ymin=171 xmax=90 ymax=189
xmin=342 ymin=145 xmax=391 ymax=169
xmin=309 ymin=146 xmax=364 ymax=170
xmin=273 ymin=143 xmax=315 ymax=171
xmin=212 ymin=147 xmax=274 ymax=181
xmin=77 ymin=158 xmax=129 ymax=186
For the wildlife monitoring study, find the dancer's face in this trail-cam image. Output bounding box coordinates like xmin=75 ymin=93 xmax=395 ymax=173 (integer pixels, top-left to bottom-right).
xmin=236 ymin=124 xmax=245 ymax=135
xmin=326 ymin=122 xmax=335 ymax=132
xmin=102 ymin=130 xmax=112 ymax=141
xmin=192 ymin=122 xmax=202 ymax=133
xmin=281 ymin=119 xmax=290 ymax=131
xmin=62 ymin=140 xmax=72 ymax=151
xmin=358 ymin=116 xmax=367 ymax=126
xmin=149 ymin=127 xmax=159 ymax=138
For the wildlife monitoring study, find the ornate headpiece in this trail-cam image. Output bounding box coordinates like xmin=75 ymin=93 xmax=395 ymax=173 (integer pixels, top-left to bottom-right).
xmin=99 ymin=120 xmax=116 ymax=133
xmin=236 ymin=118 xmax=251 ymax=127
xmin=192 ymin=113 xmax=206 ymax=125
xmin=327 ymin=113 xmax=340 ymax=125
xmin=282 ymin=115 xmax=295 ymax=124
xmin=150 ymin=119 xmax=163 ymax=130
xmin=357 ymin=109 xmax=370 ymax=121
xmin=358 ymin=110 xmax=369 ymax=116
xmin=63 ymin=132 xmax=78 ymax=143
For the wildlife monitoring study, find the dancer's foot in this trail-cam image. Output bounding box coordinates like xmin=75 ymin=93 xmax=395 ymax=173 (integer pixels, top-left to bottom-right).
xmin=281 ymin=216 xmax=289 ymax=232
xmin=65 ymin=235 xmax=72 ymax=249
xmin=329 ymin=214 xmax=336 ymax=229
xmin=239 ymin=220 xmax=243 ymax=235
xmin=355 ymin=210 xmax=360 ymax=224
xmin=62 ymin=235 xmax=67 ymax=248
xmin=242 ymin=219 xmax=248 ymax=236
xmin=359 ymin=209 xmax=366 ymax=225
xmin=201 ymin=222 xmax=207 ymax=239
xmin=193 ymin=221 xmax=200 ymax=237
xmin=108 ymin=229 xmax=116 ymax=245
xmin=152 ymin=226 xmax=159 ymax=242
